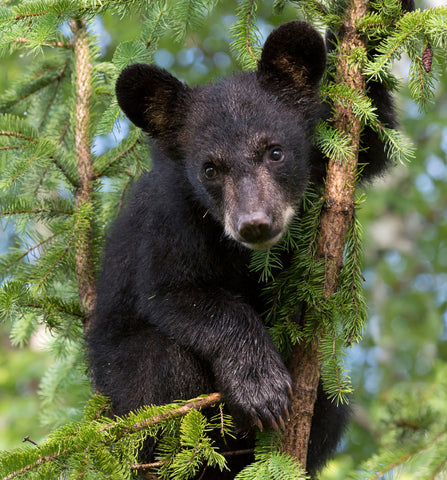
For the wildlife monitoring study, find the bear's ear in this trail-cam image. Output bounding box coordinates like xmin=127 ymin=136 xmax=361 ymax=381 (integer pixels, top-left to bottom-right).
xmin=116 ymin=63 xmax=191 ymax=145
xmin=258 ymin=21 xmax=326 ymax=94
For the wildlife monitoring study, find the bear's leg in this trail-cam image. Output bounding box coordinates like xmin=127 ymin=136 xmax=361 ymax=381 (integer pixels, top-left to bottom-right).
xmin=89 ymin=325 xmax=215 ymax=418
xmin=92 ymin=326 xmax=255 ymax=478
xmin=306 ymin=381 xmax=350 ymax=477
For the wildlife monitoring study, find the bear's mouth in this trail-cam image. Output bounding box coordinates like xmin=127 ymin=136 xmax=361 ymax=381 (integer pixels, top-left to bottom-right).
xmin=240 ymin=231 xmax=285 ymax=250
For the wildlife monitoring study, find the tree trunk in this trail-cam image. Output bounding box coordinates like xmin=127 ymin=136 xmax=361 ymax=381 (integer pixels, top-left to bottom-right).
xmin=281 ymin=0 xmax=369 ymax=471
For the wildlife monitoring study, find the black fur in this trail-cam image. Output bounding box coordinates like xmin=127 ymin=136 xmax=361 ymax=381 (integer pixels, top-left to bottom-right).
xmin=87 ymin=20 xmax=400 ymax=478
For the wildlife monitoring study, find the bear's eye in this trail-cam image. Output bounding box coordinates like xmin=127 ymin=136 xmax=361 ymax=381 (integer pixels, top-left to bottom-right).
xmin=268 ymin=146 xmax=284 ymax=162
xmin=203 ymin=163 xmax=218 ymax=179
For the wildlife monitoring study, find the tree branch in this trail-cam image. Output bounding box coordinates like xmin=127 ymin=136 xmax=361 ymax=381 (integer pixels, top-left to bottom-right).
xmin=131 ymin=448 xmax=253 ymax=475
xmin=13 ymin=37 xmax=73 ymax=48
xmin=281 ymin=0 xmax=369 ymax=472
xmin=0 ymin=130 xmax=34 ymax=141
xmin=97 ymin=392 xmax=222 ymax=436
xmin=2 ymin=451 xmax=60 ymax=480
xmin=0 ymin=208 xmax=71 ymax=215
xmin=1 ymin=393 xmax=222 ymax=480
xmin=95 ymin=136 xmax=139 ymax=178
xmin=71 ymin=18 xmax=96 ymax=327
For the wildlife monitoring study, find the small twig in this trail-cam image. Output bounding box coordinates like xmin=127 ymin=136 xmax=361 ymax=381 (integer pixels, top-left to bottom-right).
xmin=118 ymin=176 xmax=134 ymax=208
xmin=36 ymin=222 xmax=78 ymax=289
xmin=219 ymin=404 xmax=225 ymax=436
xmin=11 ymin=232 xmax=58 ymax=263
xmin=37 ymin=65 xmax=68 ymax=131
xmin=95 ymin=137 xmax=139 ymax=178
xmin=313 ymin=1 xmax=330 ymax=17
xmin=131 ymin=448 xmax=254 ymax=473
xmin=221 ymin=448 xmax=254 ymax=457
xmin=0 ymin=144 xmax=27 ymax=150
xmin=197 ymin=466 xmax=208 ymax=480
xmin=22 ymin=436 xmax=38 ymax=447
xmin=0 ymin=123 xmax=78 ymax=187
xmin=20 ymin=302 xmax=84 ymax=319
xmin=13 ymin=37 xmax=73 ymax=49
xmin=0 ymin=131 xmax=35 ymax=142
xmin=14 ymin=11 xmax=46 ymax=20
xmin=131 ymin=461 xmax=166 ymax=471
xmin=348 ymin=219 xmax=361 ymax=345
xmin=58 ymin=121 xmax=70 ymax=145
xmin=0 ymin=208 xmax=70 ymax=216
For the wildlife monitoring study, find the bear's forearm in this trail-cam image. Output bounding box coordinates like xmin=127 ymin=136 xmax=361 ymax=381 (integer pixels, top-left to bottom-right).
xmin=142 ymin=287 xmax=273 ymax=360
xmin=142 ymin=287 xmax=292 ymax=430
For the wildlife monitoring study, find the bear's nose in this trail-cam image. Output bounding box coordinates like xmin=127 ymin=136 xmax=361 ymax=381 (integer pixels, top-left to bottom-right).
xmin=238 ymin=213 xmax=272 ymax=243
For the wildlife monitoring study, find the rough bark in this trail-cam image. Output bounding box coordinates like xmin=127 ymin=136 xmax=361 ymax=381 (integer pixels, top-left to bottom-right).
xmin=281 ymin=0 xmax=369 ymax=471
xmin=71 ymin=18 xmax=96 ymax=327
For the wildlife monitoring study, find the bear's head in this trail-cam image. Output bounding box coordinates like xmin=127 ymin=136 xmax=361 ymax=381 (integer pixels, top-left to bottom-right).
xmin=116 ymin=21 xmax=326 ymax=249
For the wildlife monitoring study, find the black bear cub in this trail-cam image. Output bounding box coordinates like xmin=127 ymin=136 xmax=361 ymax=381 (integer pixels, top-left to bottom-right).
xmin=87 ymin=21 xmax=395 ymax=478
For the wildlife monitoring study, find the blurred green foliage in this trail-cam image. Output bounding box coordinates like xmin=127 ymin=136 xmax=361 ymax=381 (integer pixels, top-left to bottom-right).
xmin=0 ymin=330 xmax=50 ymax=449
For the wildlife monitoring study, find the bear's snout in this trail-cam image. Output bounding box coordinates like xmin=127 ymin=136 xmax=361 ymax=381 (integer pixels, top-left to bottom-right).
xmin=238 ymin=212 xmax=272 ymax=244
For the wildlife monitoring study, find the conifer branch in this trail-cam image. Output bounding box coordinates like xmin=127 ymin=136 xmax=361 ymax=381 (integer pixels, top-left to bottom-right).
xmin=348 ymin=217 xmax=362 ymax=344
xmin=95 ymin=136 xmax=139 ymax=177
xmin=8 ymin=232 xmax=58 ymax=264
xmin=51 ymin=155 xmax=79 ymax=188
xmin=1 ymin=393 xmax=223 ymax=480
xmin=10 ymin=0 xmax=136 ymax=22
xmin=131 ymin=448 xmax=253 ymax=473
xmin=14 ymin=11 xmax=46 ymax=20
xmin=1 ymin=123 xmax=78 ymax=187
xmin=229 ymin=0 xmax=260 ymax=69
xmin=13 ymin=37 xmax=73 ymax=48
xmin=2 ymin=65 xmax=65 ymax=108
xmin=313 ymin=2 xmax=329 ymax=17
xmin=281 ymin=0 xmax=369 ymax=470
xmin=9 ymin=153 xmax=39 ymax=184
xmin=37 ymin=67 xmax=68 ymax=126
xmin=362 ymin=452 xmax=418 ymax=480
xmin=370 ymin=18 xmax=425 ymax=73
xmin=415 ymin=58 xmax=427 ymax=105
xmin=118 ymin=176 xmax=134 ymax=207
xmin=0 ymin=144 xmax=27 ymax=150
xmin=71 ymin=18 xmax=96 ymax=326
xmin=0 ymin=208 xmax=69 ymax=215
xmin=97 ymin=392 xmax=222 ymax=436
xmin=146 ymin=10 xmax=163 ymax=49
xmin=428 ymin=459 xmax=447 ymax=480
xmin=245 ymin=0 xmax=258 ymax=64
xmin=35 ymin=225 xmax=77 ymax=289
xmin=2 ymin=451 xmax=61 ymax=480
xmin=132 ymin=461 xmax=166 ymax=471
xmin=0 ymin=131 xmax=35 ymax=141
xmin=19 ymin=302 xmax=84 ymax=319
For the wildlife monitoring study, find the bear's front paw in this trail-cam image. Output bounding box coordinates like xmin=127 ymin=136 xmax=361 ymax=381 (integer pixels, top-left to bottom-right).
xmin=221 ymin=357 xmax=292 ymax=432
